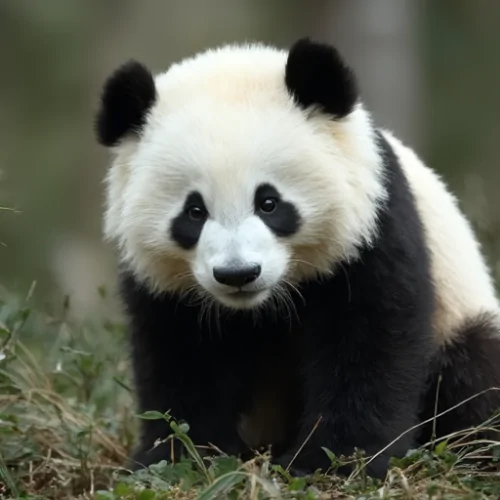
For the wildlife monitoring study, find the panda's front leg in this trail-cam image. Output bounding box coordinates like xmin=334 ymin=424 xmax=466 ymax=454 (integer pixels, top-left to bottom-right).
xmin=275 ymin=317 xmax=431 ymax=479
xmin=120 ymin=272 xmax=259 ymax=470
xmin=129 ymin=346 xmax=252 ymax=470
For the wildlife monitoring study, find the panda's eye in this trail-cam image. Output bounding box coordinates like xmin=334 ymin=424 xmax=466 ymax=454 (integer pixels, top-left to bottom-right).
xmin=260 ymin=198 xmax=278 ymax=214
xmin=187 ymin=206 xmax=207 ymax=221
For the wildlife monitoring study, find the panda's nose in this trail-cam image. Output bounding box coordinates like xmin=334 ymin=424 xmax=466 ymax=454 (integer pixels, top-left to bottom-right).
xmin=213 ymin=264 xmax=261 ymax=287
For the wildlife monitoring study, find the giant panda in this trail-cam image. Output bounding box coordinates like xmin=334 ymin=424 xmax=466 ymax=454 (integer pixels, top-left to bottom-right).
xmin=95 ymin=38 xmax=500 ymax=478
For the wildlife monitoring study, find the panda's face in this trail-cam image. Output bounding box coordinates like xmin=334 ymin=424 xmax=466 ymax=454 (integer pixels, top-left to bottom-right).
xmin=100 ymin=41 xmax=386 ymax=311
xmin=114 ymin=105 xmax=341 ymax=310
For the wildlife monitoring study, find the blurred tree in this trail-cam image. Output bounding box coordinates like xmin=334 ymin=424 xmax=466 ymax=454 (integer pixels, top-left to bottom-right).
xmin=312 ymin=0 xmax=422 ymax=147
xmin=422 ymin=0 xmax=500 ymax=288
xmin=0 ymin=0 xmax=134 ymax=312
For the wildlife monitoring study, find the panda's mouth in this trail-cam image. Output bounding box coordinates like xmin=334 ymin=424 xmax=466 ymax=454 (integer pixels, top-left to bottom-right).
xmin=228 ymin=289 xmax=261 ymax=299
xmin=217 ymin=287 xmax=269 ymax=309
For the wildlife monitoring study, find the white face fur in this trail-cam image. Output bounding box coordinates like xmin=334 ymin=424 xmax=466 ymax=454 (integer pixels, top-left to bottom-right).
xmin=100 ymin=42 xmax=386 ymax=311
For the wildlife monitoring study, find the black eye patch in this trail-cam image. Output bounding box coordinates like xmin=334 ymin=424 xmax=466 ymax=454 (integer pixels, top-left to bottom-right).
xmin=254 ymin=183 xmax=301 ymax=237
xmin=170 ymin=191 xmax=208 ymax=249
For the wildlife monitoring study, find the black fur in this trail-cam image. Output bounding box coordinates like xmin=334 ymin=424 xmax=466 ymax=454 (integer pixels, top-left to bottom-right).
xmin=254 ymin=183 xmax=301 ymax=237
xmin=285 ymin=38 xmax=358 ymax=119
xmin=272 ymin=132 xmax=437 ymax=476
xmin=96 ymin=60 xmax=156 ymax=147
xmin=120 ymin=132 xmax=447 ymax=478
xmin=170 ymin=192 xmax=208 ymax=250
xmin=120 ymin=271 xmax=263 ymax=467
xmin=418 ymin=313 xmax=500 ymax=446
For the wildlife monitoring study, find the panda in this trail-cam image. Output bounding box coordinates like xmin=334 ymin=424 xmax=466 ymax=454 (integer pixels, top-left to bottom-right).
xmin=95 ymin=38 xmax=500 ymax=478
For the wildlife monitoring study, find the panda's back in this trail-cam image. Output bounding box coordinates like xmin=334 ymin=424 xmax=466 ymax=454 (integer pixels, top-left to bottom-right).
xmin=382 ymin=130 xmax=500 ymax=344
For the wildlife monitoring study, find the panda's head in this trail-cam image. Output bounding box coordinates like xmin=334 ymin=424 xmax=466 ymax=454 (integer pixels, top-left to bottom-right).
xmin=96 ymin=38 xmax=386 ymax=311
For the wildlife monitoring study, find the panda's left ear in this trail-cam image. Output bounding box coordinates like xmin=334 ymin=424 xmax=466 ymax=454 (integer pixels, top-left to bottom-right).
xmin=285 ymin=38 xmax=358 ymax=119
xmin=95 ymin=60 xmax=157 ymax=147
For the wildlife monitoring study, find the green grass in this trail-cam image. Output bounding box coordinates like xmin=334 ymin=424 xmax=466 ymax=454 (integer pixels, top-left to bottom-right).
xmin=1 ymin=285 xmax=500 ymax=499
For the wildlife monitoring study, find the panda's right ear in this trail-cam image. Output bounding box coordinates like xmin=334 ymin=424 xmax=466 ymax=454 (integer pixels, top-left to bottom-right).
xmin=95 ymin=60 xmax=157 ymax=147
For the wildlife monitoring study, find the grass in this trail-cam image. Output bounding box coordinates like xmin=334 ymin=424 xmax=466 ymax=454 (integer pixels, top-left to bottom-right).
xmin=1 ymin=284 xmax=500 ymax=499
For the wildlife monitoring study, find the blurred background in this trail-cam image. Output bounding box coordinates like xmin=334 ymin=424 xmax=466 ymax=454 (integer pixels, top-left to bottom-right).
xmin=1 ymin=0 xmax=500 ymax=319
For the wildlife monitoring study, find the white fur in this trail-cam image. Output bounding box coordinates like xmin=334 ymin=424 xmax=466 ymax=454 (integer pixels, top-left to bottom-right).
xmin=382 ymin=130 xmax=500 ymax=342
xmin=103 ymin=43 xmax=386 ymax=308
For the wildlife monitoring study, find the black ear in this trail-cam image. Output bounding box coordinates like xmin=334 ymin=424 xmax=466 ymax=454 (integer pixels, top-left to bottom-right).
xmin=285 ymin=38 xmax=358 ymax=119
xmin=95 ymin=60 xmax=157 ymax=147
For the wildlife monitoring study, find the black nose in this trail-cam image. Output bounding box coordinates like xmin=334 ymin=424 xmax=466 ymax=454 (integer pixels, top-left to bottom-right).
xmin=213 ymin=264 xmax=262 ymax=287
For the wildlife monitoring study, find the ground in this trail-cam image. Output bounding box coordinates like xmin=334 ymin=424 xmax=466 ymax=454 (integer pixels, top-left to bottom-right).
xmin=1 ymin=284 xmax=500 ymax=499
